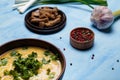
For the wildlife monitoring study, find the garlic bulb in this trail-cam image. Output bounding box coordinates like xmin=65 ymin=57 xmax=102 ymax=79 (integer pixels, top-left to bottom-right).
xmin=91 ymin=6 xmax=114 ymax=30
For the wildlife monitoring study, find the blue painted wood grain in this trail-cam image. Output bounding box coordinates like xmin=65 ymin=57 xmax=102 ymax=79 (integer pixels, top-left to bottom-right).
xmin=0 ymin=0 xmax=120 ymax=80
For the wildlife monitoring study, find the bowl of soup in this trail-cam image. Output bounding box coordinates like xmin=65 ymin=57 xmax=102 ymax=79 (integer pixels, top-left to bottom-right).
xmin=0 ymin=38 xmax=66 ymax=80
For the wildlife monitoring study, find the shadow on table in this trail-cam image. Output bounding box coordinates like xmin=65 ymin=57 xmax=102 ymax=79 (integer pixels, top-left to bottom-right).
xmin=71 ymin=44 xmax=94 ymax=52
xmin=91 ymin=24 xmax=113 ymax=33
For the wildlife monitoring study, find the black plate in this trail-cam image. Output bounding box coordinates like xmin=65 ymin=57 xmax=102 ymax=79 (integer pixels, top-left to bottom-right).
xmin=25 ymin=7 xmax=66 ymax=34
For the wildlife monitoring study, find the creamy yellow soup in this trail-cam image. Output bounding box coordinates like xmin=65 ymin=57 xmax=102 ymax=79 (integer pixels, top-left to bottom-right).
xmin=0 ymin=47 xmax=61 ymax=80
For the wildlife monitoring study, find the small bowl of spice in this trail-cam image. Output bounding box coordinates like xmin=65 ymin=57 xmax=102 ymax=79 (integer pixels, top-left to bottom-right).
xmin=70 ymin=27 xmax=94 ymax=50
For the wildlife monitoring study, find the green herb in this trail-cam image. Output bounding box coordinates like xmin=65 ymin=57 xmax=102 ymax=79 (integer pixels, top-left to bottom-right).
xmin=42 ymin=58 xmax=51 ymax=64
xmin=0 ymin=58 xmax=8 ymax=66
xmin=47 ymin=68 xmax=51 ymax=75
xmin=22 ymin=46 xmax=28 ymax=50
xmin=21 ymin=70 xmax=34 ymax=79
xmin=10 ymin=70 xmax=21 ymax=80
xmin=7 ymin=52 xmax=42 ymax=80
xmin=15 ymin=0 xmax=107 ymax=14
xmin=4 ymin=70 xmax=10 ymax=75
xmin=28 ymin=52 xmax=37 ymax=58
xmin=36 ymin=0 xmax=107 ymax=9
xmin=10 ymin=50 xmax=21 ymax=57
xmin=50 ymin=54 xmax=59 ymax=61
xmin=44 ymin=50 xmax=51 ymax=56
xmin=49 ymin=72 xmax=55 ymax=79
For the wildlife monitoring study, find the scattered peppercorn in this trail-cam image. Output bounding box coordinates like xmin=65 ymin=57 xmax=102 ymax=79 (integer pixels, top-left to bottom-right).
xmin=117 ymin=60 xmax=119 ymax=62
xmin=60 ymin=37 xmax=62 ymax=39
xmin=112 ymin=67 xmax=114 ymax=70
xmin=63 ymin=48 xmax=66 ymax=51
xmin=70 ymin=63 xmax=72 ymax=66
xmin=91 ymin=54 xmax=95 ymax=60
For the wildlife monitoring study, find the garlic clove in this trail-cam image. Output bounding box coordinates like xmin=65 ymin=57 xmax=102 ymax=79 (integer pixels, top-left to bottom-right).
xmin=91 ymin=6 xmax=114 ymax=30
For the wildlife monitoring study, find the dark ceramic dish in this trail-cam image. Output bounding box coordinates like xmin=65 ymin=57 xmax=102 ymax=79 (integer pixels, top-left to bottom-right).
xmin=0 ymin=38 xmax=66 ymax=80
xmin=25 ymin=7 xmax=66 ymax=34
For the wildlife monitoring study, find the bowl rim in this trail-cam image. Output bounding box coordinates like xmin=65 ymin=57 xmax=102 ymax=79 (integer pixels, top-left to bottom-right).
xmin=0 ymin=38 xmax=66 ymax=80
xmin=70 ymin=27 xmax=95 ymax=43
xmin=25 ymin=7 xmax=66 ymax=34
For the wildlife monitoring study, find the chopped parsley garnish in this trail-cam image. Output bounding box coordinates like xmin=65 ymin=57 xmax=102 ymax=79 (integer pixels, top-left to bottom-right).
xmin=44 ymin=50 xmax=59 ymax=61
xmin=50 ymin=54 xmax=59 ymax=60
xmin=6 ymin=52 xmax=42 ymax=80
xmin=4 ymin=70 xmax=10 ymax=75
xmin=44 ymin=50 xmax=51 ymax=56
xmin=10 ymin=50 xmax=21 ymax=57
xmin=9 ymin=70 xmax=21 ymax=80
xmin=47 ymin=68 xmax=51 ymax=75
xmin=2 ymin=49 xmax=59 ymax=80
xmin=0 ymin=58 xmax=8 ymax=66
xmin=42 ymin=58 xmax=51 ymax=64
xmin=28 ymin=52 xmax=37 ymax=58
xmin=49 ymin=72 xmax=55 ymax=79
xmin=22 ymin=46 xmax=28 ymax=50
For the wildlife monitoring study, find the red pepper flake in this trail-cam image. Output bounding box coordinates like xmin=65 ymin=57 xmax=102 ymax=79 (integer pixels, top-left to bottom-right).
xmin=71 ymin=28 xmax=94 ymax=42
xmin=91 ymin=54 xmax=95 ymax=60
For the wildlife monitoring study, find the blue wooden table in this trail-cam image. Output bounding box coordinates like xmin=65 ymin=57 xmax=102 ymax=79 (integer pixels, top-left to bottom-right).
xmin=0 ymin=0 xmax=120 ymax=80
